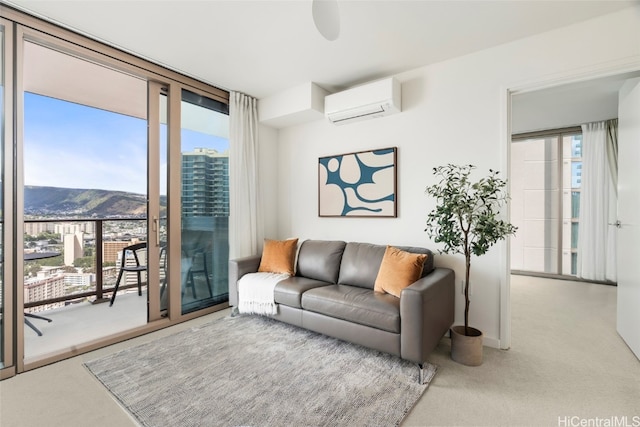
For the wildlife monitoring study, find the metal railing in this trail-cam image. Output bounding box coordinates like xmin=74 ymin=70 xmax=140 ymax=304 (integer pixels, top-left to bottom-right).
xmin=23 ymin=217 xmax=149 ymax=310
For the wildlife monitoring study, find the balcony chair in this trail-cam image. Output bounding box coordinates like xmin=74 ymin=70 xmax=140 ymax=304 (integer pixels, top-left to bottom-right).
xmin=157 ymin=246 xmax=214 ymax=306
xmin=159 ymin=245 xmax=168 ymax=301
xmin=110 ymin=242 xmax=147 ymax=306
xmin=185 ymin=248 xmax=213 ymax=299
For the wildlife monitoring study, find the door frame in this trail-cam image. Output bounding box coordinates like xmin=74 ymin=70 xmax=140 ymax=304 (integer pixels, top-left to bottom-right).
xmin=0 ymin=17 xmax=16 ymax=379
xmin=500 ymin=57 xmax=640 ymax=350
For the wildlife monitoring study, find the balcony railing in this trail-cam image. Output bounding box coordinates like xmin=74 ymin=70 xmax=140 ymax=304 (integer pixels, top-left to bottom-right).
xmin=23 ymin=217 xmax=152 ymax=311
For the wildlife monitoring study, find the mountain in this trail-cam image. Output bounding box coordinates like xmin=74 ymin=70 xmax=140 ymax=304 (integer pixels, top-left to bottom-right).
xmin=24 ymin=186 xmax=166 ymax=217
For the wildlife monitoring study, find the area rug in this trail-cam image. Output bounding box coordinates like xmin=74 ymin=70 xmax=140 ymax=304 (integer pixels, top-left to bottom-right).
xmin=84 ymin=314 xmax=437 ymax=427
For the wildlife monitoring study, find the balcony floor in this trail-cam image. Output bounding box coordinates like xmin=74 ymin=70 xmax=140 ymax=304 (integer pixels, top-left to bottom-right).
xmin=24 ymin=268 xmax=222 ymax=361
xmin=25 ymin=290 xmax=147 ymax=360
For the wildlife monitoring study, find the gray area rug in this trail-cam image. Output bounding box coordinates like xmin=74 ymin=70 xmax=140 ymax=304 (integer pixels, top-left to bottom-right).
xmin=85 ymin=314 xmax=436 ymax=427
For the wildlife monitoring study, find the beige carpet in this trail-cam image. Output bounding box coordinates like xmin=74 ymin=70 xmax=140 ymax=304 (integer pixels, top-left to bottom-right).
xmin=85 ymin=314 xmax=436 ymax=427
xmin=2 ymin=276 xmax=639 ymax=427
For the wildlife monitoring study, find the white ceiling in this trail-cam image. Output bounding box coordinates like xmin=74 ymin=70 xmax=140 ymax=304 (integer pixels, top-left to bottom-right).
xmin=4 ymin=0 xmax=638 ymax=99
xmin=512 ymin=71 xmax=640 ymax=134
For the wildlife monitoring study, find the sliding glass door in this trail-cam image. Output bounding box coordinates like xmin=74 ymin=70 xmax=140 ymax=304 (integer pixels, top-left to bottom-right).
xmin=20 ymin=37 xmax=151 ymax=360
xmin=180 ymin=89 xmax=229 ymax=314
xmin=0 ymin=8 xmax=230 ymax=376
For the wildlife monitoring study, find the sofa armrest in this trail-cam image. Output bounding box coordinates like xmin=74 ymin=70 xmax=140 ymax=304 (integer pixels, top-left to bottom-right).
xmin=228 ymin=255 xmax=261 ymax=306
xmin=399 ymin=267 xmax=455 ymax=364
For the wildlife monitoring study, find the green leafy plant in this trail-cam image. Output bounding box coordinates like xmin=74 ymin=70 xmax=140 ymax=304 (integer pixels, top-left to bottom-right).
xmin=425 ymin=164 xmax=517 ymax=335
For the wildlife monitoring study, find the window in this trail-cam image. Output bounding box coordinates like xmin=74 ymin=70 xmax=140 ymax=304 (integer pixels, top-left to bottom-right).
xmin=566 ymin=134 xmax=582 ymax=275
xmin=510 ymin=128 xmax=582 ymax=277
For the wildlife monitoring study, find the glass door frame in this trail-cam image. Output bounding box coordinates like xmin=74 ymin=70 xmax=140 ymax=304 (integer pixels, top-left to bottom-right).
xmin=0 ymin=17 xmax=16 ymax=380
xmin=164 ymin=83 xmax=183 ymax=318
xmin=147 ymin=80 xmax=164 ymax=322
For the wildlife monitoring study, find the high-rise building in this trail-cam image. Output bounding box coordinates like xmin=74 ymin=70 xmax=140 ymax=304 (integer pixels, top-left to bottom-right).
xmin=180 ymin=148 xmax=229 ymax=298
xmin=63 ymin=231 xmax=84 ymax=266
xmin=181 ymin=148 xmax=229 ymax=218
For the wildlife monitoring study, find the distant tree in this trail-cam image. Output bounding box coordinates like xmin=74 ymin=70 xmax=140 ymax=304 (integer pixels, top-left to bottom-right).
xmin=24 ymin=263 xmax=41 ymax=277
xmin=36 ymin=231 xmax=59 ymax=241
xmin=73 ymin=257 xmax=94 ymax=269
xmin=40 ymin=255 xmax=63 ymax=267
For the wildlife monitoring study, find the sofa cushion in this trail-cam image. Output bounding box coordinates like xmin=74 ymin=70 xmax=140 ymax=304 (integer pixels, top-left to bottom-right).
xmin=374 ymin=246 xmax=427 ymax=297
xmin=258 ymin=238 xmax=299 ymax=275
xmin=397 ymin=245 xmax=434 ymax=275
xmin=338 ymin=242 xmax=434 ymax=289
xmin=301 ymin=285 xmax=401 ymax=333
xmin=274 ymin=276 xmax=332 ymax=309
xmin=296 ymin=240 xmax=346 ymax=283
xmin=337 ymin=242 xmax=386 ymax=289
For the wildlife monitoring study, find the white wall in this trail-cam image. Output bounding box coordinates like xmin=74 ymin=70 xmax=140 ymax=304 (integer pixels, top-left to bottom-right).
xmin=261 ymin=6 xmax=640 ymax=348
xmin=257 ymin=124 xmax=280 ymax=240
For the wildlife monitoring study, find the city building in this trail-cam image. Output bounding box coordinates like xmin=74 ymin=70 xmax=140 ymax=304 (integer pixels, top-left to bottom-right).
xmin=54 ymin=222 xmax=95 ymax=235
xmin=63 ymin=231 xmax=84 ymax=266
xmin=102 ymin=240 xmax=142 ymax=265
xmin=24 ymin=269 xmax=65 ymax=313
xmin=24 ymin=221 xmax=54 ymax=236
xmin=181 ymin=148 xmax=229 ymax=218
xmin=63 ymin=272 xmax=95 ymax=288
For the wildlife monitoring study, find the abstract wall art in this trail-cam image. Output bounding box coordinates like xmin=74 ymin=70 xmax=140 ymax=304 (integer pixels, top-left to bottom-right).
xmin=318 ymin=147 xmax=397 ymax=217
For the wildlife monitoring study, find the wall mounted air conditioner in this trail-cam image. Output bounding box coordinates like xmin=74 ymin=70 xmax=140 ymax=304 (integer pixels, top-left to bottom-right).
xmin=324 ymin=77 xmax=401 ymax=125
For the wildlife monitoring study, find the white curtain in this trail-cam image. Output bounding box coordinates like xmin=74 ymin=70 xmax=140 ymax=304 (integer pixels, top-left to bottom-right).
xmin=606 ymin=119 xmax=618 ymax=195
xmin=577 ymin=120 xmax=617 ymax=282
xmin=229 ymin=91 xmax=263 ymax=259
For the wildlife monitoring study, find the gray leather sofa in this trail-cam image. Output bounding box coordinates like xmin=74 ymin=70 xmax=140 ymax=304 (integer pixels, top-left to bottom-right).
xmin=229 ymin=240 xmax=455 ymax=383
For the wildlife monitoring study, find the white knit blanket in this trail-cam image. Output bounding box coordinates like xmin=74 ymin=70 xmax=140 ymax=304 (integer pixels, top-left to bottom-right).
xmin=237 ymin=272 xmax=290 ymax=316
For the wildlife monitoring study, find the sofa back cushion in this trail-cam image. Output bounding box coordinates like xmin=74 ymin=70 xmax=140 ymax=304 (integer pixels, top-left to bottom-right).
xmin=397 ymin=245 xmax=434 ymax=275
xmin=338 ymin=242 xmax=434 ymax=289
xmin=296 ymin=240 xmax=347 ymax=283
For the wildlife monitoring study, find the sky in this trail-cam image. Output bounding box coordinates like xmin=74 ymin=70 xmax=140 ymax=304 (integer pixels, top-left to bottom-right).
xmin=24 ymin=92 xmax=229 ymax=195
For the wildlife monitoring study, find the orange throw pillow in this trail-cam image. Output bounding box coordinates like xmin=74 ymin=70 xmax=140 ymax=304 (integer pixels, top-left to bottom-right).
xmin=258 ymin=238 xmax=299 ymax=275
xmin=374 ymin=246 xmax=427 ymax=298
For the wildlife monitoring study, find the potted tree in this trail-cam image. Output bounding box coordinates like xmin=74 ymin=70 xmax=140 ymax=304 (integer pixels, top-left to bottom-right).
xmin=425 ymin=164 xmax=516 ymax=366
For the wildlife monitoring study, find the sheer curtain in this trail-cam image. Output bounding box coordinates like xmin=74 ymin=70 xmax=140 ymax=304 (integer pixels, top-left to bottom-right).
xmin=577 ymin=120 xmax=617 ymax=282
xmin=606 ymin=119 xmax=618 ymax=194
xmin=229 ymin=91 xmax=263 ymax=259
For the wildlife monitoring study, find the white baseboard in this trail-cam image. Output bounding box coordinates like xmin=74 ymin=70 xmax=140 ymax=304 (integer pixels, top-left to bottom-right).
xmin=483 ymin=336 xmax=500 ymax=349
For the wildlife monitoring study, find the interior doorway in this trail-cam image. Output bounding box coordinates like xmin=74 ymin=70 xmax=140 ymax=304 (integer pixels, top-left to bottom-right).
xmin=505 ymin=68 xmax=640 ymax=353
xmin=509 ymin=70 xmax=640 ymax=281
